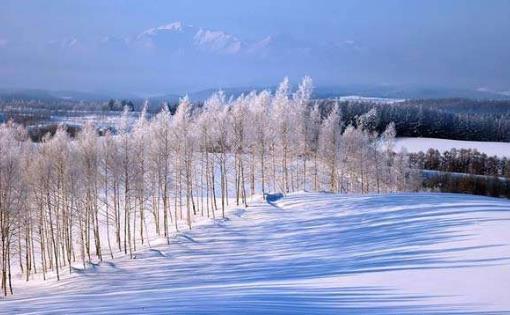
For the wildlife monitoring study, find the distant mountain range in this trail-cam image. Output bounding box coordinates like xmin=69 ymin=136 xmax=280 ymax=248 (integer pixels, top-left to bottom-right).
xmin=1 ymin=85 xmax=509 ymax=103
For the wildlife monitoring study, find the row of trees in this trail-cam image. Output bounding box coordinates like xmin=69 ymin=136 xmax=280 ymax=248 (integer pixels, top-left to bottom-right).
xmin=0 ymin=77 xmax=417 ymax=296
xmin=4 ymin=93 xmax=510 ymax=142
xmin=410 ymin=148 xmax=510 ymax=178
xmin=422 ymin=173 xmax=510 ymax=199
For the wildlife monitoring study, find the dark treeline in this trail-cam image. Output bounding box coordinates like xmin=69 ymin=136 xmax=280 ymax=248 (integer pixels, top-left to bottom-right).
xmin=404 ymin=98 xmax=510 ymax=116
xmin=318 ymin=98 xmax=510 ymax=142
xmin=410 ymin=148 xmax=510 ymax=178
xmin=0 ymin=98 xmax=168 ymax=117
xmin=27 ymin=124 xmax=82 ymax=142
xmin=422 ymin=172 xmax=510 ymax=199
xmin=0 ymin=98 xmax=142 ymax=112
xmin=411 ymin=147 xmax=510 ymax=199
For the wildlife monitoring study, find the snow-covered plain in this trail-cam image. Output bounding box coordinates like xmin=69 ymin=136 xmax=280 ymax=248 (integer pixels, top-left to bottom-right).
xmin=337 ymin=95 xmax=405 ymax=104
xmin=395 ymin=137 xmax=510 ymax=158
xmin=3 ymin=192 xmax=510 ymax=314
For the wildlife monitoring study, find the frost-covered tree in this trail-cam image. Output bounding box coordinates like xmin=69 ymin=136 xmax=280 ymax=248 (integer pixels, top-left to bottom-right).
xmin=149 ymin=103 xmax=173 ymax=239
xmin=319 ymin=103 xmax=342 ymax=192
xmin=0 ymin=122 xmax=25 ymax=295
xmin=272 ymin=77 xmax=292 ymax=193
xmin=293 ymin=76 xmax=314 ymax=190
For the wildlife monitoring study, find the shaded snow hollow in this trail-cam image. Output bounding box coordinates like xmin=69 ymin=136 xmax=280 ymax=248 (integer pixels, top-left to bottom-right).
xmin=3 ymin=192 xmax=510 ymax=314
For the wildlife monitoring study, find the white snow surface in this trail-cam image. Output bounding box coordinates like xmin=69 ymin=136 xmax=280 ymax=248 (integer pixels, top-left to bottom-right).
xmin=3 ymin=192 xmax=510 ymax=314
xmin=395 ymin=137 xmax=510 ymax=158
xmin=337 ymin=96 xmax=405 ymax=104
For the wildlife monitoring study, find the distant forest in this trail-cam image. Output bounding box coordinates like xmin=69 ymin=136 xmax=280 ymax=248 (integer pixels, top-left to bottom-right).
xmin=408 ymin=148 xmax=510 ymax=199
xmin=318 ymin=98 xmax=510 ymax=142
xmin=410 ymin=148 xmax=510 ymax=178
xmin=422 ymin=173 xmax=510 ymax=199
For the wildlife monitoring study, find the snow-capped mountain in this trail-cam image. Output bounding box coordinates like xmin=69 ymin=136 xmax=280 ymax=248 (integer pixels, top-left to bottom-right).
xmin=125 ymin=21 xmax=269 ymax=55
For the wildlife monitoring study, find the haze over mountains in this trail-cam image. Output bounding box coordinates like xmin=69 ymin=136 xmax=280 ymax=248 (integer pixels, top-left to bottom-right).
xmin=1 ymin=1 xmax=509 ymax=94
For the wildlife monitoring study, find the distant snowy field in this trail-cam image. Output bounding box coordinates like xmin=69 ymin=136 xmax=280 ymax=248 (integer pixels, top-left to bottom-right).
xmin=395 ymin=137 xmax=510 ymax=158
xmin=3 ymin=192 xmax=510 ymax=314
xmin=337 ymin=95 xmax=405 ymax=104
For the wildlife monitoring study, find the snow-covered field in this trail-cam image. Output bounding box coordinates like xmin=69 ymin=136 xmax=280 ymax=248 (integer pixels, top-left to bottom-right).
xmin=395 ymin=137 xmax=510 ymax=158
xmin=337 ymin=95 xmax=405 ymax=104
xmin=3 ymin=192 xmax=510 ymax=314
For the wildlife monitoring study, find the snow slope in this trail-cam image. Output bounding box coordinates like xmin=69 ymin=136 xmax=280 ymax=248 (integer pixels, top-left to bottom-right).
xmin=2 ymin=192 xmax=510 ymax=314
xmin=395 ymin=137 xmax=510 ymax=158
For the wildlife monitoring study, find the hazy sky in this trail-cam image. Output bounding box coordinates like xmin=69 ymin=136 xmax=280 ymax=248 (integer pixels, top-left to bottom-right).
xmin=0 ymin=0 xmax=509 ymax=95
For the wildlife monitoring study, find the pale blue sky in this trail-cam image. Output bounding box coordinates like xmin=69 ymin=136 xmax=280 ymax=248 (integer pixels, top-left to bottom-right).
xmin=0 ymin=0 xmax=509 ymax=95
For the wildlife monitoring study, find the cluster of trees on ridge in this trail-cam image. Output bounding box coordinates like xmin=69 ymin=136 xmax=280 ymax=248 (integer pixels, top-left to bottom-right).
xmin=0 ymin=77 xmax=418 ymax=296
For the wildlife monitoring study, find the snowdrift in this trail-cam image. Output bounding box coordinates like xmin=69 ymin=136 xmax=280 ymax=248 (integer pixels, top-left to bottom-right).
xmin=3 ymin=192 xmax=510 ymax=314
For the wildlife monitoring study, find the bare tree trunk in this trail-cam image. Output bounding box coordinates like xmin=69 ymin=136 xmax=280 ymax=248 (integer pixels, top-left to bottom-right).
xmin=47 ymin=193 xmax=60 ymax=281
xmin=220 ymin=154 xmax=226 ymax=218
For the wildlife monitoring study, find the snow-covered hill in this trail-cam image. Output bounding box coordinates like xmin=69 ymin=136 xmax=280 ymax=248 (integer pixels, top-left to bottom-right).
xmin=3 ymin=192 xmax=510 ymax=314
